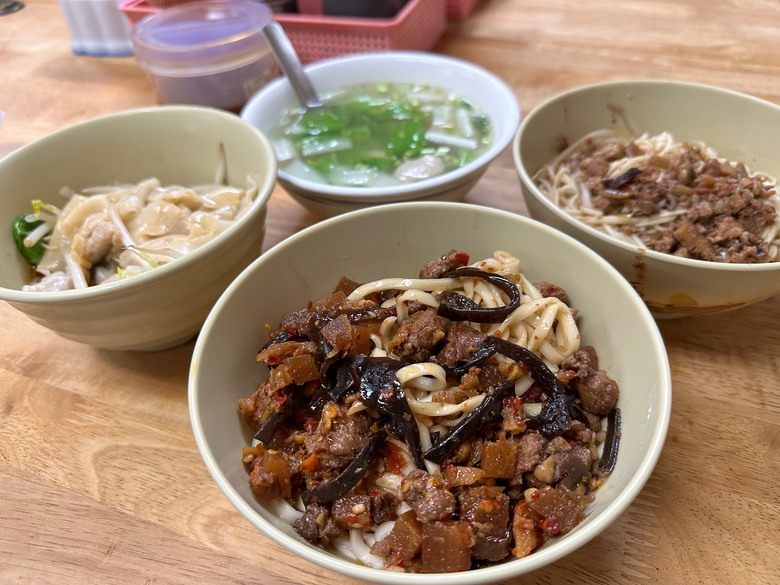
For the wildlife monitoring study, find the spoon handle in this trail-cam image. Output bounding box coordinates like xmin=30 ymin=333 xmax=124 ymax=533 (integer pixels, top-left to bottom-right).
xmin=263 ymin=22 xmax=323 ymax=109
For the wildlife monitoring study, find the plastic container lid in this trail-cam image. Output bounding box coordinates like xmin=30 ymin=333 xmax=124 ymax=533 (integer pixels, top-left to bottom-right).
xmin=132 ymin=1 xmax=274 ymax=76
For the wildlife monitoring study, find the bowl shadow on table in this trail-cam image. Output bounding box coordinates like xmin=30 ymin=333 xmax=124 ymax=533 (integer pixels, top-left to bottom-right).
xmin=92 ymin=338 xmax=196 ymax=394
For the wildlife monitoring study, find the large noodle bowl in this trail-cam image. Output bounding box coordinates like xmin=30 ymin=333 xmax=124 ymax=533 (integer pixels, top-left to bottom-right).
xmin=533 ymin=130 xmax=780 ymax=263
xmin=238 ymin=250 xmax=621 ymax=573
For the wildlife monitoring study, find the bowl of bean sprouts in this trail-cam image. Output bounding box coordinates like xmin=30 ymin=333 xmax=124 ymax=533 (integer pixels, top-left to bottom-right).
xmin=515 ymin=79 xmax=780 ymax=317
xmin=0 ymin=105 xmax=277 ymax=350
xmin=189 ymin=201 xmax=671 ymax=582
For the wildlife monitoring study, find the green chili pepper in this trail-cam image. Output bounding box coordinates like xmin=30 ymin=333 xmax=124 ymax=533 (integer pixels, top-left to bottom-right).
xmin=12 ymin=214 xmax=48 ymax=266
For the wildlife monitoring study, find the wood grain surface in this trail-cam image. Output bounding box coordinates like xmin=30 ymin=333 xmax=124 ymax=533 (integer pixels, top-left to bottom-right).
xmin=1 ymin=1 xmax=779 ymax=583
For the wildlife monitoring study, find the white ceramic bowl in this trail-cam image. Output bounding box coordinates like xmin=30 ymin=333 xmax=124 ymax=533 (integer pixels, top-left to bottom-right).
xmin=514 ymin=79 xmax=780 ymax=316
xmin=189 ymin=201 xmax=671 ymax=583
xmin=0 ymin=106 xmax=276 ymax=351
xmin=240 ymin=51 xmax=520 ymax=217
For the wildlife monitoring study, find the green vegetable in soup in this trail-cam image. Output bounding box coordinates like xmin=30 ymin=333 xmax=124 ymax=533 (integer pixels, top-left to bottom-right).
xmin=271 ymin=83 xmax=492 ymax=187
xmin=12 ymin=214 xmax=48 ymax=265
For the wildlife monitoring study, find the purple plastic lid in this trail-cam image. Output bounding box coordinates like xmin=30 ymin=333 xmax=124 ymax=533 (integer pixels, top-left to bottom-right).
xmin=132 ymin=1 xmax=274 ymax=75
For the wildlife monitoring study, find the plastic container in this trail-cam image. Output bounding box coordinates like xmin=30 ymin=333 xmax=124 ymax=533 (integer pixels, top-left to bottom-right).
xmin=60 ymin=0 xmax=134 ymax=56
xmin=130 ymin=0 xmax=278 ymax=112
xmin=119 ymin=0 xmax=291 ymax=24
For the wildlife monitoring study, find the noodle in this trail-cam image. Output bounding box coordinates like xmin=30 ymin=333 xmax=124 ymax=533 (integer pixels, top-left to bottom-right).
xmin=240 ymin=250 xmax=619 ymax=572
xmin=534 ymin=129 xmax=780 ymax=263
xmin=348 ymin=255 xmax=580 ymax=368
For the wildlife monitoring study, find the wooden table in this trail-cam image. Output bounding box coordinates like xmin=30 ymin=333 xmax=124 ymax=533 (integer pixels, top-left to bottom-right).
xmin=1 ymin=1 xmax=778 ymax=583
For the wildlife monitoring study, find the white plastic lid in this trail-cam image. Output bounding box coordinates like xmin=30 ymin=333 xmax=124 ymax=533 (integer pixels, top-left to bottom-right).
xmin=132 ymin=1 xmax=274 ymax=76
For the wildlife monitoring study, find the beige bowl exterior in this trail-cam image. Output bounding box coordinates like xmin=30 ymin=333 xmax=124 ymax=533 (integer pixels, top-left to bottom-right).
xmin=514 ymin=79 xmax=780 ymax=316
xmin=286 ymin=174 xmax=481 ymax=218
xmin=240 ymin=51 xmax=520 ymax=217
xmin=0 ymin=106 xmax=277 ymax=350
xmin=189 ymin=201 xmax=671 ymax=584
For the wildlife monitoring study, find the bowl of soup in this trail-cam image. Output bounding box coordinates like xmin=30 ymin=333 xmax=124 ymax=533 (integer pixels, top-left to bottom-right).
xmin=0 ymin=105 xmax=276 ymax=350
xmin=514 ymin=79 xmax=780 ymax=317
xmin=189 ymin=201 xmax=671 ymax=582
xmin=240 ymin=51 xmax=520 ymax=217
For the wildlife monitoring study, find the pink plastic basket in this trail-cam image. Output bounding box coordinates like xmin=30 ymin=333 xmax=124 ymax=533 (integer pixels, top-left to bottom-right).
xmin=445 ymin=0 xmax=481 ymax=21
xmin=274 ymin=0 xmax=447 ymax=64
xmin=119 ymin=0 xmax=448 ymax=64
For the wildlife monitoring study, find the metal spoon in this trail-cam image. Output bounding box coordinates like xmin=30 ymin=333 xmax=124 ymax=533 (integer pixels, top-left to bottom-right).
xmin=263 ymin=22 xmax=323 ymax=110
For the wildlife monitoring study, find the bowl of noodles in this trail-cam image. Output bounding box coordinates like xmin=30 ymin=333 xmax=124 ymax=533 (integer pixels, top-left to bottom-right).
xmin=240 ymin=51 xmax=520 ymax=218
xmin=0 ymin=105 xmax=277 ymax=350
xmin=189 ymin=201 xmax=671 ymax=582
xmin=514 ymin=79 xmax=780 ymax=317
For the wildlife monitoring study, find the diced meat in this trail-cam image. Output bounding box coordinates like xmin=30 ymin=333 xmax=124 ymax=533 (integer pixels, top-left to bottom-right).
xmin=237 ymin=379 xmax=291 ymax=436
xmin=321 ymin=313 xmax=354 ymax=352
xmin=248 ymin=450 xmax=292 ymax=499
xmin=278 ymin=291 xmax=381 ymax=338
xmin=524 ymin=486 xmax=586 ymax=535
xmin=331 ymin=495 xmax=372 ymax=529
xmin=674 ymin=219 xmax=719 ymax=261
xmin=303 ymin=402 xmax=373 ymax=470
xmin=279 ymin=308 xmax=316 ymax=338
xmin=559 ymin=346 xmax=619 ymax=415
xmin=400 ymin=469 xmax=456 ymax=522
xmin=371 ymin=489 xmax=400 ymax=525
xmin=293 ymin=503 xmax=341 ymax=546
xmin=459 ymin=486 xmax=511 ymax=561
xmin=371 ymin=510 xmax=423 ymax=566
xmin=387 ymin=308 xmax=447 ymax=362
xmin=436 ymin=322 xmax=487 ymax=366
xmin=513 ymin=431 xmax=547 ymax=476
xmin=418 ymin=249 xmax=470 ymax=279
xmin=556 ymin=135 xmax=777 ymax=263
xmin=534 ymin=281 xmax=570 ymax=305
